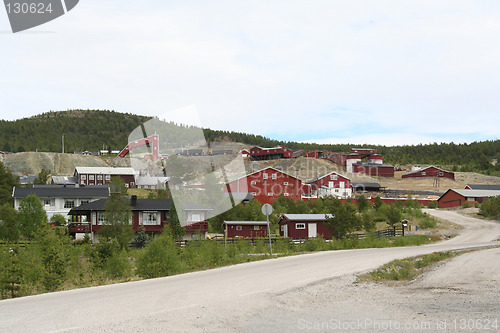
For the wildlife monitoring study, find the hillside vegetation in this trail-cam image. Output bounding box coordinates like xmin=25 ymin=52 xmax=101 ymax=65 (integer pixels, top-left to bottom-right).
xmin=1 ymin=110 xmax=499 ymax=174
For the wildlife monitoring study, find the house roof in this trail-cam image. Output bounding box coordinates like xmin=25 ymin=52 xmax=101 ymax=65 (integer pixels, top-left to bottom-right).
xmin=51 ymin=176 xmax=77 ymax=185
xmin=352 ymin=182 xmax=382 ymax=189
xmin=439 ymin=189 xmax=500 ymax=201
xmin=69 ymin=198 xmax=173 ymax=213
xmin=307 ymin=171 xmax=350 ymax=184
xmin=225 ymin=192 xmax=254 ymax=201
xmin=226 ymin=166 xmax=302 ymax=184
xmin=353 ymin=162 xmax=394 ymax=168
xmin=223 ymin=221 xmax=268 ymax=226
xmin=279 ymin=213 xmax=333 ymax=222
xmin=13 ymin=185 xmax=110 ymax=199
xmin=402 ymin=165 xmax=451 ymax=176
xmin=18 ymin=175 xmax=37 ymax=185
xmin=465 ymin=184 xmax=500 ymax=191
xmin=74 ymin=167 xmax=137 ymax=175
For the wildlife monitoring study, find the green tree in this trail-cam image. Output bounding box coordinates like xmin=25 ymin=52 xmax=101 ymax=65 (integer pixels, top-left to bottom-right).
xmin=136 ymin=227 xmax=183 ymax=278
xmin=373 ymin=196 xmax=383 ymax=211
xmin=18 ymin=195 xmax=47 ymax=240
xmin=325 ymin=201 xmax=362 ymax=239
xmin=49 ymin=214 xmax=66 ymax=226
xmin=0 ymin=161 xmax=18 ymax=206
xmin=356 ymin=195 xmax=370 ymax=212
xmin=0 ymin=204 xmax=19 ymax=242
xmin=383 ymin=204 xmax=403 ymax=227
xmin=100 ymin=178 xmax=133 ymax=250
xmin=131 ymin=226 xmax=149 ymax=249
xmin=33 ymin=169 xmax=50 ymax=185
xmin=168 ymin=201 xmax=185 ymax=240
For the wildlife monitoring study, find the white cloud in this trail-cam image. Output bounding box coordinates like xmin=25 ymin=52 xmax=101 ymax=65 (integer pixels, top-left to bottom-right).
xmin=0 ymin=0 xmax=499 ymax=145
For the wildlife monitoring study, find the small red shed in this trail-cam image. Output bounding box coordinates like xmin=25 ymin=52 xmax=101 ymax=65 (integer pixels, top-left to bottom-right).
xmin=223 ymin=221 xmax=268 ymax=238
xmin=277 ymin=213 xmax=334 ymax=239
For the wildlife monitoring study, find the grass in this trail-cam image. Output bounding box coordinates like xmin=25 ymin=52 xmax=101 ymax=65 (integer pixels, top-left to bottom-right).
xmin=357 ymin=251 xmax=462 ymax=284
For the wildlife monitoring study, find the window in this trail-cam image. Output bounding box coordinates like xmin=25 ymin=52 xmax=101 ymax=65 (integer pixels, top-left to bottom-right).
xmin=296 ymin=223 xmax=305 ymax=229
xmin=251 ymin=181 xmax=256 ymax=185
xmin=97 ymin=212 xmax=106 ymax=225
xmin=268 ymin=192 xmax=273 ymax=196
xmin=89 ymin=175 xmax=95 ymax=180
xmin=191 ymin=213 xmax=202 ymax=222
xmin=254 ymin=225 xmax=260 ymax=230
xmin=263 ymin=173 xmax=268 ymax=179
xmin=330 ymin=174 xmax=338 ymax=180
xmin=97 ymin=175 xmax=103 ymax=180
xmin=284 ymin=181 xmax=289 ymax=185
xmin=43 ymin=199 xmax=51 ymax=206
xmin=236 ymin=225 xmax=242 ymax=231
xmin=421 ymin=172 xmax=426 ymax=176
xmin=64 ymin=200 xmax=75 ymax=208
xmin=251 ymin=192 xmax=257 ymax=196
xmin=439 ymin=172 xmax=444 ymax=176
xmin=284 ymin=193 xmax=289 ymax=196
xmin=81 ymin=174 xmax=87 ymax=180
xmin=143 ymin=211 xmax=158 ymax=225
xmin=105 ymin=175 xmax=111 ymax=181
xmin=80 ymin=199 xmax=90 ymax=206
xmin=272 ymin=174 xmax=277 ymax=180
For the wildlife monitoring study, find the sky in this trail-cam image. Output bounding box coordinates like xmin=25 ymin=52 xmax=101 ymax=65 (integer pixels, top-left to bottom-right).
xmin=1 ymin=1 xmax=500 ymax=146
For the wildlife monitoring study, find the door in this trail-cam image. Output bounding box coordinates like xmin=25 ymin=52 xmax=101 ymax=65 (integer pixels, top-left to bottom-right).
xmin=282 ymin=224 xmax=288 ymax=237
xmin=308 ymin=223 xmax=317 ymax=238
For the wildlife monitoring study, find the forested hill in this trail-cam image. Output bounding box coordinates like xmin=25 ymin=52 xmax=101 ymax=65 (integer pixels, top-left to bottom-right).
xmin=0 ymin=110 xmax=151 ymax=153
xmin=1 ymin=110 xmax=499 ymax=172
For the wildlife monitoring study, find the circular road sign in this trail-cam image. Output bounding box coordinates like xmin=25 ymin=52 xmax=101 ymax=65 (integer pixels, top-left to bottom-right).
xmin=261 ymin=203 xmax=273 ymax=216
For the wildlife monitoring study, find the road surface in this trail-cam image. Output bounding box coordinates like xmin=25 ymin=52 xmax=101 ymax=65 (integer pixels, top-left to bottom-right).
xmin=1 ymin=210 xmax=499 ymax=332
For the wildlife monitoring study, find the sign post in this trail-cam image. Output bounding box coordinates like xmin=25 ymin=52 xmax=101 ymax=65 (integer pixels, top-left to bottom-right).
xmin=261 ymin=203 xmax=273 ymax=257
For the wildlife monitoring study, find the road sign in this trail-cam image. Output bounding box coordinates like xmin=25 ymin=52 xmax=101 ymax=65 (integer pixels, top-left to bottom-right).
xmin=261 ymin=203 xmax=273 ymax=216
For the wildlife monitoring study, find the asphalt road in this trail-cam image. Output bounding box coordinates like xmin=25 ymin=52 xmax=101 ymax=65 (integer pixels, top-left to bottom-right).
xmin=1 ymin=210 xmax=499 ymax=332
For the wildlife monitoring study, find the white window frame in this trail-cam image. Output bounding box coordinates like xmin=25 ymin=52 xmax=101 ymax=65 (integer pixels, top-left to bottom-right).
xmin=284 ymin=181 xmax=289 ymax=185
xmin=251 ymin=181 xmax=257 ymax=185
xmin=236 ymin=225 xmax=242 ymax=231
xmin=143 ymin=211 xmax=158 ymax=225
xmin=284 ymin=193 xmax=289 ymax=196
xmin=105 ymin=174 xmax=111 ymax=181
xmin=251 ymin=192 xmax=257 ymax=196
xmin=89 ymin=175 xmax=95 ymax=181
xmin=253 ymin=225 xmax=260 ymax=230
xmin=330 ymin=174 xmax=338 ymax=180
xmin=97 ymin=212 xmax=106 ymax=225
xmin=421 ymin=172 xmax=426 ymax=176
xmin=439 ymin=172 xmax=444 ymax=176
xmin=272 ymin=173 xmax=277 ymax=180
xmin=43 ymin=199 xmax=51 ymax=206
xmin=267 ymin=192 xmax=273 ymax=196
xmin=263 ymin=173 xmax=268 ymax=179
xmin=81 ymin=174 xmax=87 ymax=180
xmin=64 ymin=199 xmax=75 ymax=209
xmin=296 ymin=223 xmax=306 ymax=229
xmin=79 ymin=199 xmax=90 ymax=206
xmin=190 ymin=213 xmax=202 ymax=222
xmin=97 ymin=175 xmax=103 ymax=180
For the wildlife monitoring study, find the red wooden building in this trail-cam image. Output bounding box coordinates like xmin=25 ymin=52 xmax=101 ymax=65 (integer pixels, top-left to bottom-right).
xmin=223 ymin=221 xmax=268 ymax=238
xmin=278 ymin=214 xmax=334 ymax=238
xmin=402 ymin=166 xmax=455 ymax=180
xmin=74 ymin=167 xmax=138 ymax=188
xmin=225 ymin=167 xmax=302 ymax=204
xmin=249 ymin=146 xmax=292 ymax=160
xmin=437 ymin=189 xmax=500 ymax=208
xmin=303 ymin=171 xmax=352 ymax=198
xmin=351 ymin=163 xmax=395 ymax=177
xmin=68 ymin=197 xmax=211 ymax=239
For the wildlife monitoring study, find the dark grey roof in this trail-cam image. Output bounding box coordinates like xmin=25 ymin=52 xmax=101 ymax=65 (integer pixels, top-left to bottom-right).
xmin=13 ymin=185 xmax=110 ymax=199
xmin=18 ymin=175 xmax=37 ymax=185
xmin=354 ymin=162 xmax=394 ymax=168
xmin=465 ymin=184 xmax=500 ymax=191
xmin=70 ymin=198 xmax=173 ymax=213
xmin=352 ymin=183 xmax=382 ymax=189
xmin=223 ymin=221 xmax=268 ymax=225
xmin=225 ymin=192 xmax=254 ymax=201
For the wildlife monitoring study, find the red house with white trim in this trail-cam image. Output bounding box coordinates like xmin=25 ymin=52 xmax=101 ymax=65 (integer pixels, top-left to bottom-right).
xmin=225 ymin=167 xmax=302 ymax=204
xmin=304 ymin=172 xmax=352 ymax=199
xmin=402 ymin=166 xmax=455 ymax=181
xmin=277 ymin=214 xmax=334 ymax=238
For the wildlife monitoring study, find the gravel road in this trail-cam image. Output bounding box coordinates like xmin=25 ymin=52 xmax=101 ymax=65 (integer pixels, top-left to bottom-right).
xmin=0 ymin=210 xmax=499 ymax=333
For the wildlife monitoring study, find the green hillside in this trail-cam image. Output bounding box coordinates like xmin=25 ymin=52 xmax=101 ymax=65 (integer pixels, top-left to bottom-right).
xmin=1 ymin=110 xmax=499 ymax=174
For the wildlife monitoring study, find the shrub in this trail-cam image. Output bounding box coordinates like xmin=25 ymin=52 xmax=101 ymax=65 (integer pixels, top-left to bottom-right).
xmin=427 ymin=201 xmax=438 ymax=209
xmin=461 ymin=201 xmax=472 ymax=208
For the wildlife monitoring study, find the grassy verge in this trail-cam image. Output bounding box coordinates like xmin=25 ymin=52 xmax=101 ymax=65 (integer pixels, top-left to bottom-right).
xmin=357 ymin=251 xmax=463 ymax=284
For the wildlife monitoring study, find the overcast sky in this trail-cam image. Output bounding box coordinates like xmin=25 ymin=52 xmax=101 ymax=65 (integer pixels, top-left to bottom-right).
xmin=1 ymin=1 xmax=499 ymax=146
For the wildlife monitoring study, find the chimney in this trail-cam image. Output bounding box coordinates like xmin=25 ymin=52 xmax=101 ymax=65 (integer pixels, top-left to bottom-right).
xmin=131 ymin=195 xmax=137 ymax=206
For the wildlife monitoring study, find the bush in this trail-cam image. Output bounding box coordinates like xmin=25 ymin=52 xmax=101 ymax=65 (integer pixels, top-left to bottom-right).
xmin=136 ymin=228 xmax=184 ymax=278
xmin=427 ymin=201 xmax=438 ymax=209
xmin=419 ymin=216 xmax=437 ymax=229
xmin=480 ymin=197 xmax=500 ymax=220
xmin=461 ymin=201 xmax=472 ymax=208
